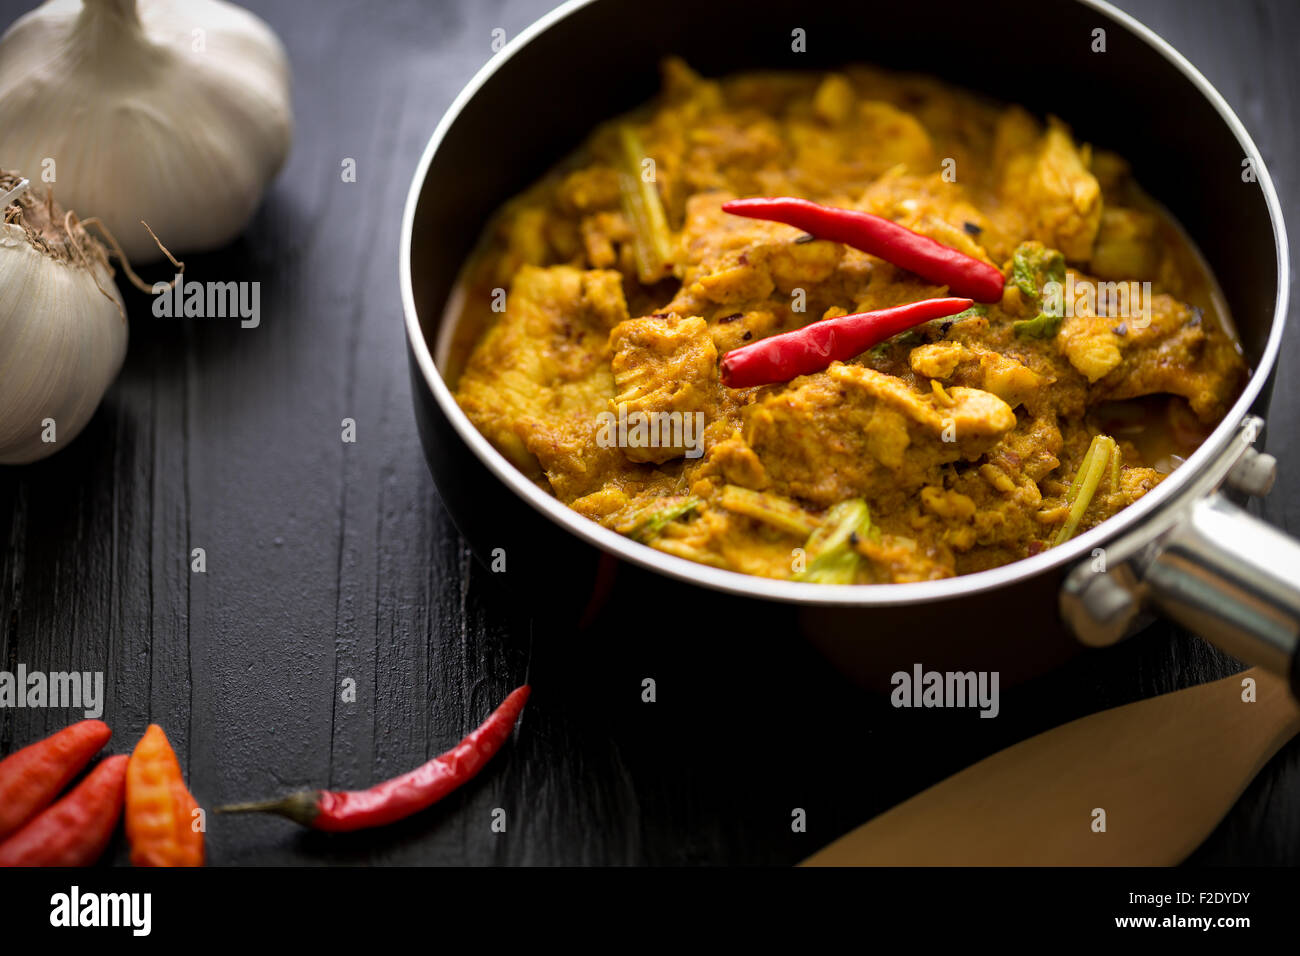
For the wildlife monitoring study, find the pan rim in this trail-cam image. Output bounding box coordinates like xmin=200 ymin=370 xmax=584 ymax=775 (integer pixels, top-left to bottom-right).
xmin=400 ymin=0 xmax=1290 ymax=608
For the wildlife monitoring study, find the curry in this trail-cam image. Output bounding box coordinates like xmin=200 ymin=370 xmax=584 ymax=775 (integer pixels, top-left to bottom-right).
xmin=448 ymin=59 xmax=1246 ymax=584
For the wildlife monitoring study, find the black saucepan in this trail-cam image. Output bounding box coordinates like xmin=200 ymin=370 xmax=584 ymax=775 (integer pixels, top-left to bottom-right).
xmin=400 ymin=0 xmax=1294 ymax=689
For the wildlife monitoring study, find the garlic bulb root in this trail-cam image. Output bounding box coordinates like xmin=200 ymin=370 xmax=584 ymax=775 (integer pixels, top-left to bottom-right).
xmin=0 ymin=170 xmax=127 ymax=464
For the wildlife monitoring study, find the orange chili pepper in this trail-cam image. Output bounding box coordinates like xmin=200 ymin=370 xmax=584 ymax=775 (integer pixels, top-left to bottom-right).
xmin=125 ymin=724 xmax=204 ymax=867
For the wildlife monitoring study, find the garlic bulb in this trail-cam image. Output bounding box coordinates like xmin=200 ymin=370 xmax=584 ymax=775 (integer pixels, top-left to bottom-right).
xmin=0 ymin=172 xmax=127 ymax=465
xmin=0 ymin=0 xmax=292 ymax=263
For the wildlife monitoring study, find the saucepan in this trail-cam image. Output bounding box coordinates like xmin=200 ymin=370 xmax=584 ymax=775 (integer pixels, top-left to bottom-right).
xmin=400 ymin=0 xmax=1296 ymax=690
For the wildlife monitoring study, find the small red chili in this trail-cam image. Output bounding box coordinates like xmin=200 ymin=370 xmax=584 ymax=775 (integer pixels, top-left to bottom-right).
xmin=0 ymin=754 xmax=128 ymax=867
xmin=720 ymin=297 xmax=973 ymax=388
xmin=0 ymin=719 xmax=112 ymax=841
xmin=218 ymin=685 xmax=530 ymax=831
xmin=722 ymin=197 xmax=1006 ymax=302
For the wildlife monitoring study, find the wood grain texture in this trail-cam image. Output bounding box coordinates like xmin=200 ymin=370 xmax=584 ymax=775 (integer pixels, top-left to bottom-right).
xmin=1 ymin=0 xmax=1298 ymax=866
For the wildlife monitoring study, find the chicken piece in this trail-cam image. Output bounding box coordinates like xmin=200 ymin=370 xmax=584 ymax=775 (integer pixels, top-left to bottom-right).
xmin=764 ymin=236 xmax=844 ymax=293
xmin=492 ymin=206 xmax=553 ymax=286
xmin=909 ymin=342 xmax=1044 ymax=409
xmin=1090 ymin=207 xmax=1160 ymax=280
xmin=607 ymin=314 xmax=718 ymax=463
xmin=693 ymin=259 xmax=775 ymax=305
xmin=456 ymin=266 xmax=632 ymax=497
xmin=921 ymin=486 xmax=977 ymax=521
xmin=557 ymin=166 xmax=622 ymax=214
xmin=1090 ymin=150 xmax=1134 ymax=204
xmin=857 ymin=169 xmax=1001 ymax=264
xmin=996 ymin=111 xmax=1101 ymax=261
xmin=991 ymin=105 xmax=1040 ymax=173
xmin=703 ymin=434 xmax=769 ymax=489
xmin=743 ymin=363 xmax=1016 ymax=506
xmin=1059 ymin=310 xmax=1124 ymax=383
xmin=855 ymin=101 xmax=936 ymax=172
xmin=580 ymin=212 xmax=629 ymax=269
xmin=812 ymin=73 xmax=856 ymax=125
xmin=909 ymin=341 xmax=965 ymax=379
xmin=670 ymin=193 xmax=849 ymax=317
xmin=789 ymin=100 xmax=935 ymax=195
xmin=675 ymin=193 xmax=779 ymax=291
xmin=995 ymin=414 xmax=1064 ymax=483
xmin=1089 ymin=295 xmax=1246 ymax=422
xmin=854 ymin=531 xmax=955 ymax=583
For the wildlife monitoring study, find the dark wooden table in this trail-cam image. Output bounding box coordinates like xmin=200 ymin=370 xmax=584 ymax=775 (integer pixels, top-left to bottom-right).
xmin=1 ymin=0 xmax=1297 ymax=866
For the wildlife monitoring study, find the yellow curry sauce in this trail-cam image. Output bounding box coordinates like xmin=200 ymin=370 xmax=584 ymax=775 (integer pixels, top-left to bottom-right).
xmin=448 ymin=59 xmax=1246 ymax=584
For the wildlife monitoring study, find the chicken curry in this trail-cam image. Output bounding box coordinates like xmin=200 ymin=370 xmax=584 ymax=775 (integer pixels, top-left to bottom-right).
xmin=448 ymin=60 xmax=1246 ymax=584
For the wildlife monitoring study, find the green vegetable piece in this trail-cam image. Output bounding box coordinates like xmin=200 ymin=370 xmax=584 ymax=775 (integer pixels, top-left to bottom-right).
xmin=1010 ymin=242 xmax=1066 ymax=337
xmin=867 ymin=306 xmax=987 ymax=359
xmin=618 ymin=126 xmax=675 ymax=284
xmin=797 ymin=548 xmax=860 ymax=584
xmin=1010 ymin=242 xmax=1066 ymax=304
xmin=718 ymin=485 xmax=819 ymax=536
xmin=795 ymin=499 xmax=874 ymax=583
xmin=1052 ymin=435 xmax=1117 ymax=546
xmin=806 ymin=499 xmax=869 ymax=555
xmin=948 ymin=304 xmax=988 ymax=321
xmin=1013 ymin=312 xmax=1064 ymax=338
xmin=867 ymin=329 xmax=919 ymax=359
xmin=628 ymin=497 xmax=700 ymax=543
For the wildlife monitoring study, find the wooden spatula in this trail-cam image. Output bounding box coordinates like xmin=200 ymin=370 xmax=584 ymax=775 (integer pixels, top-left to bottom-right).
xmin=803 ymin=667 xmax=1299 ymax=866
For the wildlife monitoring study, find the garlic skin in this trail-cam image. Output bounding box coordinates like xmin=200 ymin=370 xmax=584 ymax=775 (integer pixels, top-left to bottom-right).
xmin=0 ymin=0 xmax=292 ymax=263
xmin=0 ymin=177 xmax=127 ymax=465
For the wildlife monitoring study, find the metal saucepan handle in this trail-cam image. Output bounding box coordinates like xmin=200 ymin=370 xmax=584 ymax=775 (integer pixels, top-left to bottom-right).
xmin=1061 ymin=416 xmax=1300 ymax=693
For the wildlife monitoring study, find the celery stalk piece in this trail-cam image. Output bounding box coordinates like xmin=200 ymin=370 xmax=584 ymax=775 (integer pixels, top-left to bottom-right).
xmin=617 ymin=126 xmax=675 ymax=284
xmin=1053 ymin=435 xmax=1116 ymax=546
xmin=718 ymin=485 xmax=819 ymax=537
xmin=795 ymin=499 xmax=873 ymax=584
xmin=626 ymin=496 xmax=700 ymax=543
xmin=805 ymin=500 xmax=869 ymax=556
xmin=797 ymin=548 xmax=861 ymax=584
xmin=648 ymin=536 xmax=730 ymax=569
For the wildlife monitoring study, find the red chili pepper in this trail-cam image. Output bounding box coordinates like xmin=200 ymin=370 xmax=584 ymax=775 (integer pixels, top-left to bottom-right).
xmin=720 ymin=297 xmax=973 ymax=388
xmin=0 ymin=755 xmax=128 ymax=867
xmin=722 ymin=197 xmax=1006 ymax=303
xmin=0 ymin=719 xmax=112 ymax=841
xmin=218 ymin=685 xmax=531 ymax=831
